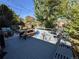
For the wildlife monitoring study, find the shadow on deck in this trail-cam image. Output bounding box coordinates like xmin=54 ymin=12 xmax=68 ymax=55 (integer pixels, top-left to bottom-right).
xmin=4 ymin=35 xmax=56 ymax=59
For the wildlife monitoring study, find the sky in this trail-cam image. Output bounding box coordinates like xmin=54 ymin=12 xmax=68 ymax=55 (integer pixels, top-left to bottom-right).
xmin=0 ymin=0 xmax=35 ymax=18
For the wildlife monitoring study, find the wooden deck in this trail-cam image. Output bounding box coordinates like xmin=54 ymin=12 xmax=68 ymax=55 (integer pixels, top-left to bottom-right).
xmin=4 ymin=34 xmax=56 ymax=59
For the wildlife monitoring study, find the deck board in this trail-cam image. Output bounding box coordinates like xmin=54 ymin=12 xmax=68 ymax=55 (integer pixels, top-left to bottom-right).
xmin=4 ymin=34 xmax=56 ymax=59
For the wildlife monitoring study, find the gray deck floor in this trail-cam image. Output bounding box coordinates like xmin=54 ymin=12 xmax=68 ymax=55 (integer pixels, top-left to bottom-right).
xmin=4 ymin=34 xmax=56 ymax=59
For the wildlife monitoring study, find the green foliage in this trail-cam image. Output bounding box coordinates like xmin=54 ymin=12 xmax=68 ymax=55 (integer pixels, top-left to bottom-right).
xmin=11 ymin=14 xmax=20 ymax=25
xmin=34 ymin=0 xmax=61 ymax=28
xmin=65 ymin=19 xmax=79 ymax=39
xmin=64 ymin=0 xmax=79 ymax=39
xmin=0 ymin=4 xmax=19 ymax=28
xmin=44 ymin=20 xmax=54 ymax=28
xmin=58 ymin=0 xmax=69 ymax=17
xmin=34 ymin=0 xmax=79 ymax=39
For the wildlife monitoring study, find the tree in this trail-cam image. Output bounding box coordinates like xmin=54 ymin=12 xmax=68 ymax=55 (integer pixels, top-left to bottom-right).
xmin=58 ymin=0 xmax=68 ymax=17
xmin=62 ymin=1 xmax=79 ymax=58
xmin=34 ymin=0 xmax=61 ymax=28
xmin=23 ymin=16 xmax=36 ymax=29
xmin=0 ymin=4 xmax=19 ymax=28
xmin=64 ymin=0 xmax=79 ymax=40
xmin=11 ymin=14 xmax=20 ymax=25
